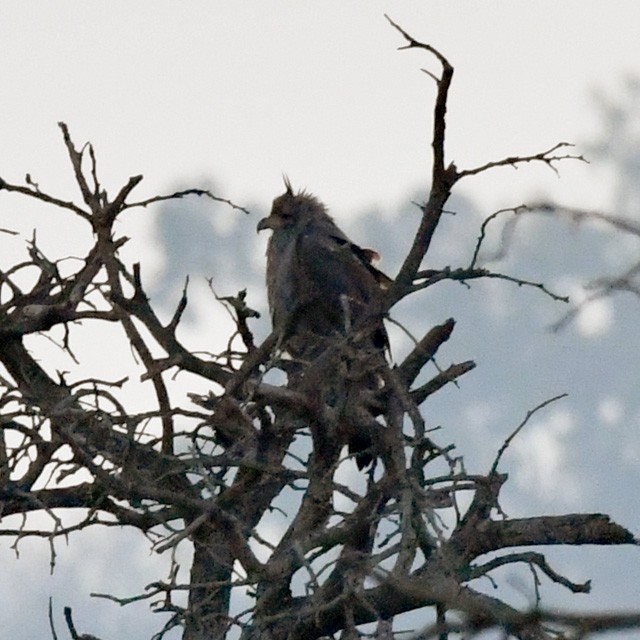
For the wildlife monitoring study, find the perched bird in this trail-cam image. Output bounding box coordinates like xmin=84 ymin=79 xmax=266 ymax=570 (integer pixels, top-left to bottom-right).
xmin=257 ymin=179 xmax=389 ymax=357
xmin=257 ymin=179 xmax=390 ymax=467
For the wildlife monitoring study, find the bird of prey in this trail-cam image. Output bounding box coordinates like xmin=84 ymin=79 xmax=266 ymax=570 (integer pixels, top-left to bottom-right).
xmin=257 ymin=179 xmax=389 ymax=357
xmin=257 ymin=179 xmax=390 ymax=467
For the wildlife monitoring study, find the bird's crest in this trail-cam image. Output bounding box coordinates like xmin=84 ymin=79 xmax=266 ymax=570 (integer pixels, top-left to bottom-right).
xmin=280 ymin=175 xmax=315 ymax=201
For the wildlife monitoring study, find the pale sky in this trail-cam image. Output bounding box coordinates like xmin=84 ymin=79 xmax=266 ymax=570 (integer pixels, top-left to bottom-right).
xmin=1 ymin=1 xmax=638 ymax=220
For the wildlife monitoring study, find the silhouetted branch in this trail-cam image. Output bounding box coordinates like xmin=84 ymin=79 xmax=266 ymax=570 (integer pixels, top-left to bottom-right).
xmin=0 ymin=175 xmax=90 ymax=219
xmin=491 ymin=393 xmax=568 ymax=474
xmin=398 ymin=318 xmax=456 ymax=386
xmin=385 ymin=15 xmax=457 ymax=301
xmin=457 ymin=142 xmax=587 ymax=179
xmin=412 ymin=266 xmax=570 ymax=303
xmin=411 ymin=361 xmax=476 ymax=405
xmin=469 ymin=551 xmax=591 ymax=593
xmin=125 ymin=188 xmax=250 ymax=215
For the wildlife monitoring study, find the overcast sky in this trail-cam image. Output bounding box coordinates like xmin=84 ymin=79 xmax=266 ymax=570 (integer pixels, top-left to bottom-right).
xmin=1 ymin=3 xmax=640 ymax=639
xmin=2 ymin=2 xmax=639 ymax=216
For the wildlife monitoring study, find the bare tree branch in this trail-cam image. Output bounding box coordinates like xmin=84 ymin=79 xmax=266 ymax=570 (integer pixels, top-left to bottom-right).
xmin=457 ymin=142 xmax=587 ymax=180
xmin=0 ymin=22 xmax=636 ymax=640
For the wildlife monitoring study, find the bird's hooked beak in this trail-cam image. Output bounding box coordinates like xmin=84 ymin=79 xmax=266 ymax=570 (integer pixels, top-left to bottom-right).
xmin=256 ymin=217 xmax=272 ymax=233
xmin=257 ymin=215 xmax=282 ymax=233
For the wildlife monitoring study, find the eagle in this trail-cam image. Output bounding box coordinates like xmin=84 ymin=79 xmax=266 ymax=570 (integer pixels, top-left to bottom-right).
xmin=257 ymin=179 xmax=390 ymax=467
xmin=257 ymin=179 xmax=389 ymax=355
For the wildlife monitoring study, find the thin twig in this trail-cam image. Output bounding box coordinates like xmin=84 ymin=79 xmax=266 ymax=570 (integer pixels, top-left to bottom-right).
xmin=412 ymin=266 xmax=570 ymax=303
xmin=125 ymin=188 xmax=250 ymax=215
xmin=491 ymin=393 xmax=568 ymax=474
xmin=457 ymin=142 xmax=587 ymax=180
xmin=469 ymin=205 xmax=528 ymax=269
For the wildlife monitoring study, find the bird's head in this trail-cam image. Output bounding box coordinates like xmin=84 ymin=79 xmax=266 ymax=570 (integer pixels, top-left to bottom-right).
xmin=257 ymin=177 xmax=328 ymax=233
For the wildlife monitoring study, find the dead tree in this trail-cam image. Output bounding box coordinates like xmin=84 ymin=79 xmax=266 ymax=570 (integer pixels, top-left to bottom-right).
xmin=0 ymin=18 xmax=636 ymax=640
